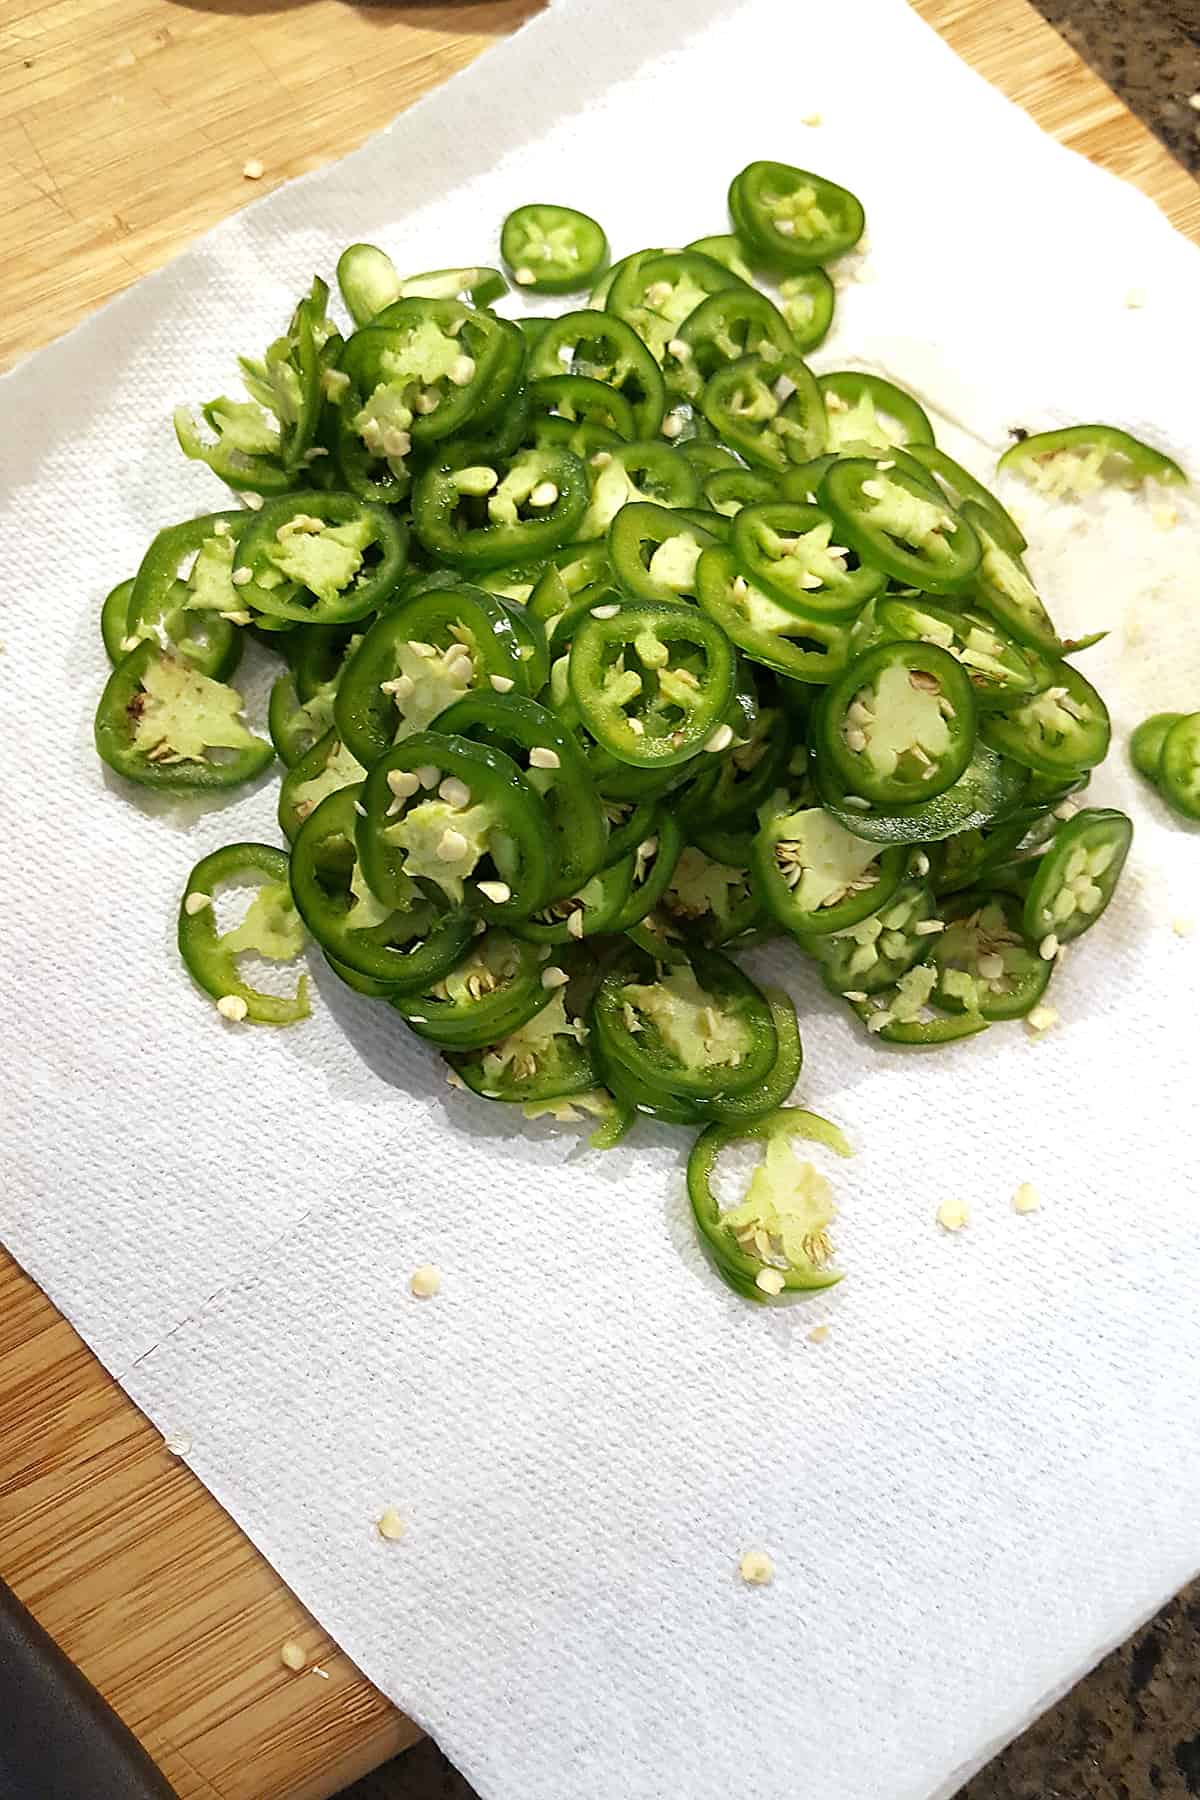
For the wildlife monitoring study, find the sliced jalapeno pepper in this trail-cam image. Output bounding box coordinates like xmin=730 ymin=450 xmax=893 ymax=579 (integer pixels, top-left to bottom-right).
xmin=980 ymin=661 xmax=1110 ymax=777
xmin=510 ymin=853 xmax=634 ymax=946
xmin=752 ymin=805 xmax=907 ymax=935
xmin=927 ymin=889 xmax=1051 ymax=1021
xmin=670 ymin=287 xmax=794 ymax=399
xmin=607 ymin=250 xmax=743 ymax=364
xmin=568 ymin=600 xmax=735 ymax=768
xmin=685 ymin=234 xmax=756 ymax=283
xmin=607 ymin=501 xmax=718 ymax=604
xmin=178 ymin=843 xmax=309 ymax=1025
xmin=338 ymin=250 xmax=506 ymax=324
xmin=1022 ymin=807 xmax=1132 ymax=945
xmin=528 ymin=311 xmax=665 ymax=437
xmin=704 ymin=468 xmax=778 ymax=517
xmin=594 ymin=946 xmax=778 ymax=1101
xmin=95 ymin=642 xmax=273 ymax=791
xmin=501 ymin=203 xmax=608 ymax=294
xmin=1159 ymin=714 xmax=1200 ymax=821
xmin=232 ymin=491 xmax=407 ymax=626
xmin=268 ymin=672 xmax=335 ymax=768
xmin=100 ymin=578 xmax=136 ymax=666
xmin=904 ymin=443 xmax=1026 ymax=555
xmin=961 ymin=500 xmax=1061 ymax=654
xmin=732 ymin=500 xmax=885 ymax=622
xmin=609 ymin=812 xmax=685 ymax=932
xmin=412 ymin=446 xmax=588 ymax=571
xmin=577 ymin=439 xmax=701 ymax=540
xmin=819 ymin=457 xmax=981 ymax=596
xmin=434 ymin=690 xmax=607 ymax=897
xmin=334 ymin=584 xmax=527 ymax=767
xmin=339 ymin=298 xmax=513 ymax=461
xmin=862 ymin=594 xmax=1047 ymax=713
xmin=447 ymin=942 xmax=601 ymax=1101
xmin=729 ymin=161 xmax=865 ymax=270
xmin=290 ymin=784 xmax=473 ymax=986
xmin=998 ymin=424 xmax=1186 ymax=496
xmin=357 ymin=730 xmax=558 ymax=923
xmin=778 ymin=270 xmax=835 ymax=354
xmin=659 ymin=844 xmax=762 ymax=947
xmin=391 ymin=928 xmax=548 ymax=1049
xmin=278 ymin=728 xmax=366 ymax=842
xmin=696 ymin=543 xmax=852 ymax=684
xmin=847 ymin=967 xmax=989 ymax=1046
xmin=818 ymin=371 xmax=934 ymax=452
xmin=815 ymin=740 xmax=1029 ymax=847
xmin=678 ymin=698 xmax=793 ymax=827
xmin=701 ymin=352 xmax=826 ymax=472
xmin=126 ymin=511 xmax=251 ymax=679
xmin=692 ymin=989 xmax=801 ymax=1123
xmin=816 ymin=641 xmax=977 ymax=808
xmin=798 ymin=875 xmax=935 ymax=997
xmin=688 ymin=1106 xmax=851 ymax=1301
xmin=527 ymin=373 xmax=637 ymax=440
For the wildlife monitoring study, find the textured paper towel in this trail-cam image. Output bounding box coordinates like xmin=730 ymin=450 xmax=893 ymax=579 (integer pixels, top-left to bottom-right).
xmin=2 ymin=2 xmax=1200 ymax=1797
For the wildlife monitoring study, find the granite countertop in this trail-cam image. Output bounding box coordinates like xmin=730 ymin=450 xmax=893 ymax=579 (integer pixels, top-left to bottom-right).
xmin=341 ymin=6 xmax=1200 ymax=1798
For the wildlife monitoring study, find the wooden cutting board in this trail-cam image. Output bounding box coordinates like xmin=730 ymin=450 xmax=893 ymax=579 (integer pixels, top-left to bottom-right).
xmin=0 ymin=4 xmax=1195 ymax=1797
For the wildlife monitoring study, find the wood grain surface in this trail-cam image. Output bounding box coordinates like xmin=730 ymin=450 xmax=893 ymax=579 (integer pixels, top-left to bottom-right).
xmin=1 ymin=3 xmax=1196 ymax=1797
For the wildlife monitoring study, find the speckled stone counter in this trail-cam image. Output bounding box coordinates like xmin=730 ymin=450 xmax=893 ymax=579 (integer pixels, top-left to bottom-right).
xmin=338 ymin=7 xmax=1199 ymax=1798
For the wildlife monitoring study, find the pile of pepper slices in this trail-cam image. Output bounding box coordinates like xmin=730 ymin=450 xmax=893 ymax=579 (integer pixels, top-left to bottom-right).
xmin=94 ymin=163 xmax=1184 ymax=1300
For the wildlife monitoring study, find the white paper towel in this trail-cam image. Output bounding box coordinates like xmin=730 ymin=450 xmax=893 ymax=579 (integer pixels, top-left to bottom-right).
xmin=2 ymin=2 xmax=1200 ymax=1796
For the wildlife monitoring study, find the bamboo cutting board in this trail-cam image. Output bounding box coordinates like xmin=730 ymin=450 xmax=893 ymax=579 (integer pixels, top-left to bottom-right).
xmin=0 ymin=4 xmax=1196 ymax=1797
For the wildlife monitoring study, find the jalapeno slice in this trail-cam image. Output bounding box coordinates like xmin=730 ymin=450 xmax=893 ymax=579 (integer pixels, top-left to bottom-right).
xmin=924 ymin=889 xmax=1050 ymax=1020
xmin=704 ymin=468 xmax=777 ymax=517
xmin=606 ymin=250 xmax=743 ymax=363
xmin=126 ymin=512 xmax=252 ymax=679
xmin=594 ymin=946 xmax=778 ymax=1101
xmin=412 ymin=447 xmax=588 ymax=571
xmin=178 ymin=843 xmax=309 ymax=1025
xmin=729 ymin=161 xmax=865 ymax=270
xmin=691 ymin=989 xmax=802 ymax=1123
xmin=695 ymin=544 xmax=852 ymax=685
xmin=798 ymin=875 xmax=936 ymax=997
xmin=391 ymin=929 xmax=548 ymax=1049
xmin=501 ymin=203 xmax=608 ymax=294
xmin=862 ymin=594 xmax=1047 ymax=713
xmin=701 ymin=352 xmax=826 ymax=472
xmin=980 ymin=661 xmax=1110 ymax=778
xmin=356 ymin=730 xmax=558 ymax=924
xmin=568 ymin=599 xmax=735 ymax=768
xmin=231 ymin=492 xmax=407 ymax=626
xmin=334 ymin=585 xmax=527 ymax=767
xmin=847 ymin=969 xmax=990 ymax=1046
xmin=778 ymin=270 xmax=836 ymax=354
xmin=732 ymin=500 xmax=885 ymax=622
xmin=904 ymin=444 xmax=1026 ymax=555
xmin=527 ymin=374 xmax=637 ymax=440
xmin=435 ymin=690 xmax=607 ymax=897
xmin=819 ymin=457 xmax=981 ymax=596
xmin=95 ymin=642 xmax=273 ymax=791
xmin=1022 ymin=807 xmax=1133 ymax=945
xmin=815 ymin=740 xmax=1030 ymax=847
xmin=607 ymin=501 xmax=718 ymax=604
xmin=817 ymin=641 xmax=977 ymax=809
xmin=688 ymin=1106 xmax=852 ymax=1302
xmin=998 ymin=424 xmax=1187 ymax=496
xmin=678 ymin=698 xmax=793 ymax=828
xmin=818 ymin=371 xmax=934 ymax=452
xmin=528 ymin=311 xmax=665 ymax=437
xmin=290 ymin=785 xmax=472 ymax=986
xmin=1159 ymin=714 xmax=1200 ymax=821
xmin=752 ymin=804 xmax=908 ymax=935
xmin=446 ymin=946 xmax=600 ymax=1101
xmin=339 ymin=298 xmax=512 ymax=457
xmin=659 ymin=844 xmax=763 ymax=947
xmin=670 ymin=287 xmax=795 ymax=399
xmin=577 ymin=439 xmax=701 ymax=540
xmin=278 ymin=728 xmax=366 ymax=842
xmin=961 ymin=501 xmax=1061 ymax=655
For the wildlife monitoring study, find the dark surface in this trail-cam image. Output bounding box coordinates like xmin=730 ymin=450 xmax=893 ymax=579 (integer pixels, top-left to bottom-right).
xmin=0 ymin=1577 xmax=179 ymax=1800
xmin=335 ymin=4 xmax=1200 ymax=1798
